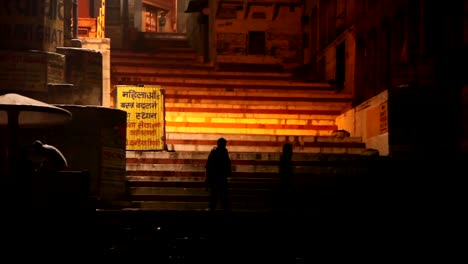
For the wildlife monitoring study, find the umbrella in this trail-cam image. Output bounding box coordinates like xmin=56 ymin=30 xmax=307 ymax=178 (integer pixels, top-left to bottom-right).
xmin=0 ymin=93 xmax=72 ymax=178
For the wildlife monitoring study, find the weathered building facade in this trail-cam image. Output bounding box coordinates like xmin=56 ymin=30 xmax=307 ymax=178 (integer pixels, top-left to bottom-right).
xmin=104 ymin=0 xmax=179 ymax=49
xmin=301 ymin=0 xmax=466 ymax=159
xmin=1 ymin=0 xmax=466 ymax=212
xmin=211 ymin=0 xmax=304 ymax=70
xmin=102 ymin=0 xmax=467 ymax=159
xmin=0 ymin=0 xmax=125 ymax=206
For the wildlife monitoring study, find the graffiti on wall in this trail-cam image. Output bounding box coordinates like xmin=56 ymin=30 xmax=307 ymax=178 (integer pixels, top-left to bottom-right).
xmin=216 ymin=33 xmax=246 ymax=55
xmin=115 ymin=85 xmax=165 ymax=150
xmin=0 ymin=0 xmax=65 ymax=51
xmin=0 ymin=50 xmax=65 ymax=92
xmin=216 ymin=3 xmax=239 ymax=19
xmin=266 ymin=32 xmax=302 ymax=62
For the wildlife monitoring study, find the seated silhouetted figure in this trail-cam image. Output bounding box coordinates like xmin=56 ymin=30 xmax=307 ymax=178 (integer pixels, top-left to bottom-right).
xmin=32 ymin=140 xmax=68 ymax=173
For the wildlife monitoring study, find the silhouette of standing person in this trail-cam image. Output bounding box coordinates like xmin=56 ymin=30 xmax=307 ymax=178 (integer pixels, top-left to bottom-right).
xmin=278 ymin=143 xmax=294 ymax=213
xmin=205 ymin=137 xmax=231 ymax=211
xmin=158 ymin=11 xmax=166 ymax=32
xmin=32 ymin=140 xmax=68 ymax=173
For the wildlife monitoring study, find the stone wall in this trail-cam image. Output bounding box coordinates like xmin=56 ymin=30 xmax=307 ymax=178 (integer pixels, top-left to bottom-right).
xmin=186 ymin=12 xmax=204 ymax=57
xmin=0 ymin=0 xmax=65 ymax=52
xmin=19 ymin=105 xmax=128 ymax=204
xmin=0 ymin=50 xmax=66 ymax=101
xmin=336 ymin=90 xmax=389 ymax=156
xmin=80 ymin=38 xmax=112 ymax=107
xmin=56 ymin=47 xmax=103 ymax=105
xmin=213 ymin=0 xmax=303 ymax=70
xmin=316 ymin=27 xmax=355 ymax=94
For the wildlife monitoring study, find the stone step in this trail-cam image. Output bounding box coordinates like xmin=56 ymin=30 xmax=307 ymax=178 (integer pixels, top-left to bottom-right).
xmin=125 ymin=153 xmax=379 ymax=183
xmin=129 ymin=187 xmax=274 ymax=196
xmin=111 ymin=60 xmax=213 ymax=71
xmin=142 ymin=32 xmax=189 ymax=40
xmin=164 ymin=95 xmax=350 ymax=106
xmin=141 ymin=33 xmax=190 ymax=43
xmin=165 ymin=99 xmax=349 ymax=109
xmin=112 ymin=73 xmax=334 ymax=88
xmin=130 ymin=201 xmax=208 ymax=211
xmin=165 ymin=111 xmax=338 ymax=122
xmin=112 ymin=64 xmax=294 ymax=78
xmin=162 ymin=134 xmax=364 ymax=153
xmin=125 ymin=171 xmax=368 ymax=187
xmin=164 ymin=126 xmax=338 ymax=141
xmin=161 ymin=143 xmax=364 ymax=154
xmin=137 ymin=133 xmax=364 ymax=146
xmin=165 ymin=103 xmax=345 ymax=114
xmin=139 ymin=37 xmax=192 ymax=47
xmin=111 ymin=55 xmax=197 ymax=64
xmin=129 ymin=193 xmax=273 ymax=203
xmin=137 ymin=38 xmax=193 ymax=50
xmin=132 ymin=44 xmax=199 ymax=53
xmin=114 ymin=79 xmax=341 ymax=92
xmin=130 ymin=201 xmax=270 ymax=212
xmin=130 ymin=187 xmax=208 ymax=196
xmin=162 ymin=87 xmax=351 ymax=135
xmin=127 ymin=176 xmax=280 ymax=186
xmin=130 ymin=195 xmax=274 ymax=211
xmin=216 ymin=62 xmax=285 ymax=73
xmin=111 ymin=50 xmax=198 ymax=60
xmin=128 ymin=181 xmax=278 ymax=189
xmin=163 ymin=87 xmax=349 ymax=98
xmin=125 ymin=162 xmax=368 ymax=174
xmin=128 ymin=136 xmax=365 ymax=154
xmin=124 ymin=152 xmax=386 ymax=211
xmin=126 ymin=157 xmax=375 ymax=180
xmin=113 ymin=69 xmax=297 ymax=81
xmin=139 ymin=39 xmax=191 ymax=47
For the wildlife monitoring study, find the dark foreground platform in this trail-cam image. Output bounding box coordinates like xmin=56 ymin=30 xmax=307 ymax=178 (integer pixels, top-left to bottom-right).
xmin=94 ymin=209 xmax=317 ymax=262
xmin=0 ymin=202 xmax=455 ymax=263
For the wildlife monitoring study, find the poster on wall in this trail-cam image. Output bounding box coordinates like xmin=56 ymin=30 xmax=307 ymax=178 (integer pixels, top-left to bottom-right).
xmin=366 ymin=101 xmax=388 ymax=138
xmin=115 ymin=85 xmax=165 ymax=150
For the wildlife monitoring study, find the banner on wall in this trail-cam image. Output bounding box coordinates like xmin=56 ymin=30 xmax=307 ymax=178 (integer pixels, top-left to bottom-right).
xmin=115 ymin=85 xmax=165 ymax=150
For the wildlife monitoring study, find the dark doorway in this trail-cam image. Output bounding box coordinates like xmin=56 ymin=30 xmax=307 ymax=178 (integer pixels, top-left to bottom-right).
xmin=248 ymin=31 xmax=266 ymax=55
xmin=336 ymin=41 xmax=346 ymax=89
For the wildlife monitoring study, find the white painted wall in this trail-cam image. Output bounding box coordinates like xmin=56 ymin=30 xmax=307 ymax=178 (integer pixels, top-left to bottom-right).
xmin=336 ymin=90 xmax=389 ymax=155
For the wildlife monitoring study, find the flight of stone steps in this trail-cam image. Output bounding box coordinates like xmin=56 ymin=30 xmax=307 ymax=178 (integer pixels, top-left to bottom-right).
xmin=125 ymin=133 xmax=377 ymax=212
xmin=110 ymin=32 xmax=363 ymax=211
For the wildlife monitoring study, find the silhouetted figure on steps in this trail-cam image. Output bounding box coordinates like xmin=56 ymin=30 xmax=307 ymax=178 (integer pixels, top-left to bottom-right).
xmin=278 ymin=143 xmax=294 ymax=214
xmin=158 ymin=11 xmax=166 ymax=32
xmin=205 ymin=138 xmax=231 ymax=212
